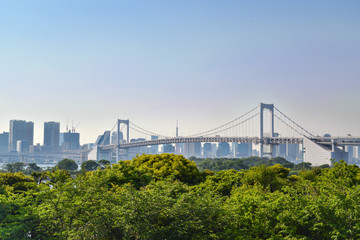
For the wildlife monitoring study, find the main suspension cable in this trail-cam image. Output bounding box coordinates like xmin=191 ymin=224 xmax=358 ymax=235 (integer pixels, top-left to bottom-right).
xmin=274 ymin=106 xmax=315 ymax=137
xmin=188 ymin=105 xmax=259 ymax=137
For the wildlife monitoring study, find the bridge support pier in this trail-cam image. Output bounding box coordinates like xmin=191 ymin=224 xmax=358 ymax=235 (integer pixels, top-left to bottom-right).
xmin=331 ymin=140 xmax=349 ymax=163
xmin=260 ymin=103 xmax=274 ymax=157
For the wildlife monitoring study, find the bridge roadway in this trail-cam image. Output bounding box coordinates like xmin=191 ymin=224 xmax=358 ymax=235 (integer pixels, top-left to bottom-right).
xmin=99 ymin=136 xmax=304 ymax=150
xmin=309 ymin=137 xmax=360 ymax=147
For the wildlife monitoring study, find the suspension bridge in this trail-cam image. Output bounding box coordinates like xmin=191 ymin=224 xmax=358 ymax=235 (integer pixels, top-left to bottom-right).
xmin=88 ymin=103 xmax=360 ymax=166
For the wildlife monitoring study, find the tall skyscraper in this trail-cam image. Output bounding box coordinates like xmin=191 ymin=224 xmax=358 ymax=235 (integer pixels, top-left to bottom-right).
xmin=44 ymin=121 xmax=60 ymax=152
xmin=346 ymin=146 xmax=356 ymax=163
xmin=60 ymin=131 xmax=80 ymax=150
xmin=183 ymin=142 xmax=201 ymax=157
xmin=151 ymin=135 xmax=159 ymax=154
xmin=217 ymin=142 xmax=230 ymax=157
xmin=9 ymin=120 xmax=34 ymax=152
xmin=183 ymin=143 xmax=195 ymax=157
xmin=111 ymin=131 xmax=123 ymax=145
xmin=163 ymin=144 xmax=175 ymax=153
xmin=0 ymin=132 xmax=9 ymax=152
xmin=203 ymin=143 xmax=212 ymax=157
xmin=238 ymin=143 xmax=252 ymax=157
xmin=194 ymin=142 xmax=201 ymax=156
xmin=287 ymin=143 xmax=300 ymax=162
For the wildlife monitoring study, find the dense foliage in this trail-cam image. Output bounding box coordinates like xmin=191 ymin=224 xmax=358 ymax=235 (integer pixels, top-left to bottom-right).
xmin=56 ymin=158 xmax=78 ymax=171
xmin=0 ymin=154 xmax=359 ymax=239
xmin=192 ymin=156 xmax=301 ymax=171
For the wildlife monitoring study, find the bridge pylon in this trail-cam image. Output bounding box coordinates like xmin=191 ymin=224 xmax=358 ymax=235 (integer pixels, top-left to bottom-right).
xmin=116 ymin=119 xmax=130 ymax=162
xmin=260 ymin=103 xmax=274 ymax=157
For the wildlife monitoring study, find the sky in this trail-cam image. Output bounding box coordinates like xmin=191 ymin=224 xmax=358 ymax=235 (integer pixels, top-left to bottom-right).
xmin=0 ymin=0 xmax=359 ymax=144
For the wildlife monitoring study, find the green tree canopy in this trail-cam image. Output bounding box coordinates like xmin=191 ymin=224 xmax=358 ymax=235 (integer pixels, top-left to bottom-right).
xmin=98 ymin=159 xmax=111 ymax=169
xmin=293 ymin=162 xmax=312 ymax=170
xmin=194 ymin=156 xmax=295 ymax=172
xmin=3 ymin=155 xmax=360 ymax=239
xmin=81 ymin=160 xmax=99 ymax=172
xmin=0 ymin=172 xmax=37 ymax=193
xmin=132 ymin=153 xmax=203 ymax=185
xmin=2 ymin=162 xmax=26 ymax=173
xmin=56 ymin=159 xmax=78 ymax=171
xmin=26 ymin=163 xmax=43 ymax=174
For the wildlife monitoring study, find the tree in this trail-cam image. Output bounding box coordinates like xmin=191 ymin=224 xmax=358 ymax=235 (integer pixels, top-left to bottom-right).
xmin=56 ymin=159 xmax=78 ymax=171
xmin=132 ymin=154 xmax=203 ymax=185
xmin=0 ymin=172 xmax=37 ymax=193
xmin=2 ymin=162 xmax=26 ymax=173
xmin=25 ymin=163 xmax=42 ymax=174
xmin=31 ymin=171 xmax=48 ymax=184
xmin=293 ymin=162 xmax=312 ymax=170
xmin=88 ymin=160 xmax=153 ymax=190
xmin=242 ymin=164 xmax=290 ymax=192
xmin=99 ymin=159 xmax=111 ymax=169
xmin=81 ymin=160 xmax=99 ymax=172
xmin=0 ymin=194 xmax=47 ymax=239
xmin=197 ymin=169 xmax=244 ymax=196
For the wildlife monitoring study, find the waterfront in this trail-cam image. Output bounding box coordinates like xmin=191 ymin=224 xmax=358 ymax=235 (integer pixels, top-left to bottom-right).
xmin=0 ymin=163 xmax=81 ymax=171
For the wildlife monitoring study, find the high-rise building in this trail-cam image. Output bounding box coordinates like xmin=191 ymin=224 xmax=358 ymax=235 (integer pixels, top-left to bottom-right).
xmin=60 ymin=131 xmax=80 ymax=150
xmin=194 ymin=142 xmax=201 ymax=157
xmin=347 ymin=146 xmax=355 ymax=162
xmin=287 ymin=143 xmax=299 ymax=162
xmin=232 ymin=142 xmax=238 ymax=157
xmin=211 ymin=143 xmax=217 ymax=156
xmin=277 ymin=144 xmax=287 ymax=157
xmin=17 ymin=140 xmax=29 ymax=153
xmin=151 ymin=135 xmax=159 ymax=154
xmin=9 ymin=120 xmax=34 ymax=152
xmin=354 ymin=147 xmax=359 ymax=160
xmin=217 ymin=142 xmax=230 ymax=157
xmin=163 ymin=144 xmax=175 ymax=153
xmin=111 ymin=131 xmax=123 ymax=145
xmin=237 ymin=143 xmax=252 ymax=157
xmin=183 ymin=143 xmax=195 ymax=157
xmin=183 ymin=142 xmax=202 ymax=157
xmin=175 ymin=143 xmax=183 ymax=154
xmin=43 ymin=122 xmax=60 ymax=152
xmin=203 ymin=143 xmax=212 ymax=157
xmin=0 ymin=131 xmax=9 ymax=152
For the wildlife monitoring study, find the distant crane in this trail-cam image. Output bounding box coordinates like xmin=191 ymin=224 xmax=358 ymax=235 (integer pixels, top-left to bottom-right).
xmin=72 ymin=122 xmax=80 ymax=133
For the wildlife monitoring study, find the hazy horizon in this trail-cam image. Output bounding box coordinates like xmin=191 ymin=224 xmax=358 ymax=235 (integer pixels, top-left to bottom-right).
xmin=1 ymin=1 xmax=359 ymax=144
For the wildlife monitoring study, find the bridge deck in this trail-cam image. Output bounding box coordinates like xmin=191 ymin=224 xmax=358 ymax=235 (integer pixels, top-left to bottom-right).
xmin=309 ymin=137 xmax=360 ymax=146
xmin=99 ymin=136 xmax=303 ymax=150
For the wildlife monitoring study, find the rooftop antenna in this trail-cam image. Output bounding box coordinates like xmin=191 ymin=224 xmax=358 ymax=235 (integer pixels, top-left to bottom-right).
xmin=66 ymin=119 xmax=69 ymax=132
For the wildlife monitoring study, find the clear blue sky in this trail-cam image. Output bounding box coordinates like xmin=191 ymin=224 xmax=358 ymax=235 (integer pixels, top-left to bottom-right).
xmin=0 ymin=1 xmax=359 ymax=144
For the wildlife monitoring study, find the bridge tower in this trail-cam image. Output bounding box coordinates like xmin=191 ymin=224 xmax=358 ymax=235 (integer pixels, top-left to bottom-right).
xmin=116 ymin=119 xmax=130 ymax=162
xmin=260 ymin=103 xmax=274 ymax=157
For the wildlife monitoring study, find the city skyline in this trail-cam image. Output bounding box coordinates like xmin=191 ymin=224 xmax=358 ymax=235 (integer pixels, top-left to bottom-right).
xmin=1 ymin=106 xmax=360 ymax=166
xmin=0 ymin=103 xmax=359 ymax=146
xmin=1 ymin=1 xmax=359 ymax=144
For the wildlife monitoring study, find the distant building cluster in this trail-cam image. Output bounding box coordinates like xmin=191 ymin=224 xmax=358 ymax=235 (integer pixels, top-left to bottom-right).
xmin=138 ymin=139 xmax=303 ymax=163
xmin=0 ymin=120 xmax=81 ymax=163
